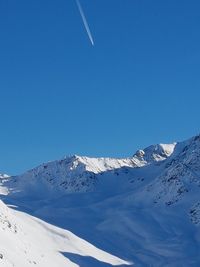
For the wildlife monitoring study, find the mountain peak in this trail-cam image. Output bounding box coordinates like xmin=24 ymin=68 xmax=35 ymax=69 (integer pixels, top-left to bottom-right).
xmin=133 ymin=142 xmax=176 ymax=164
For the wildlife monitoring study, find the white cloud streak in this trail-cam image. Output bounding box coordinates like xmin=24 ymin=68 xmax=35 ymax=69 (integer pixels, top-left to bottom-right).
xmin=76 ymin=0 xmax=94 ymax=46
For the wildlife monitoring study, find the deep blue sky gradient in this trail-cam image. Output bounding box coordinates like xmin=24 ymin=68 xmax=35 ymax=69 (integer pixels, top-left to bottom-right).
xmin=0 ymin=0 xmax=200 ymax=174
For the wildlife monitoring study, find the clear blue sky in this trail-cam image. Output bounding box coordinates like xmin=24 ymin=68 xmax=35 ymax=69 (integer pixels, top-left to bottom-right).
xmin=0 ymin=0 xmax=200 ymax=174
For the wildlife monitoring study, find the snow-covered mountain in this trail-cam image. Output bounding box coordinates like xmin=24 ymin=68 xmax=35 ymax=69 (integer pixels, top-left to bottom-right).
xmin=1 ymin=142 xmax=175 ymax=197
xmin=142 ymin=136 xmax=200 ymax=205
xmin=1 ymin=135 xmax=200 ymax=266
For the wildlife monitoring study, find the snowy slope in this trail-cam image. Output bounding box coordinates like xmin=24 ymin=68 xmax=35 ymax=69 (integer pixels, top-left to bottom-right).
xmin=1 ymin=136 xmax=200 ymax=266
xmin=0 ymin=200 xmax=130 ymax=267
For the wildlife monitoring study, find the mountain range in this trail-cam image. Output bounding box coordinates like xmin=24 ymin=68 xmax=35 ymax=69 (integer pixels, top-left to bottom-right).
xmin=1 ymin=135 xmax=200 ymax=266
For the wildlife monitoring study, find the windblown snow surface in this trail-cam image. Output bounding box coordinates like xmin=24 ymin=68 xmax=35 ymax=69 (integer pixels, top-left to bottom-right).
xmin=1 ymin=136 xmax=200 ymax=266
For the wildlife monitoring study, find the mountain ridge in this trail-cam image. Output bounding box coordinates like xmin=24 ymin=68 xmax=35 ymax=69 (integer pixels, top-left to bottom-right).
xmin=1 ymin=135 xmax=200 ymax=266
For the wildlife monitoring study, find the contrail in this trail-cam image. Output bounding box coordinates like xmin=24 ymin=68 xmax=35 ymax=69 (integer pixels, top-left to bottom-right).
xmin=76 ymin=0 xmax=94 ymax=46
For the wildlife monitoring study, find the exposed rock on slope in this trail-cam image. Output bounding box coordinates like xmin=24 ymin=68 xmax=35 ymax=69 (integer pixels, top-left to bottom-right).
xmin=147 ymin=135 xmax=200 ymax=206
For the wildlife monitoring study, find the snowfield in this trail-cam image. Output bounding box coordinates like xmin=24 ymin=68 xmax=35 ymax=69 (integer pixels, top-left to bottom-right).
xmin=0 ymin=200 xmax=131 ymax=267
xmin=1 ymin=135 xmax=200 ymax=266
